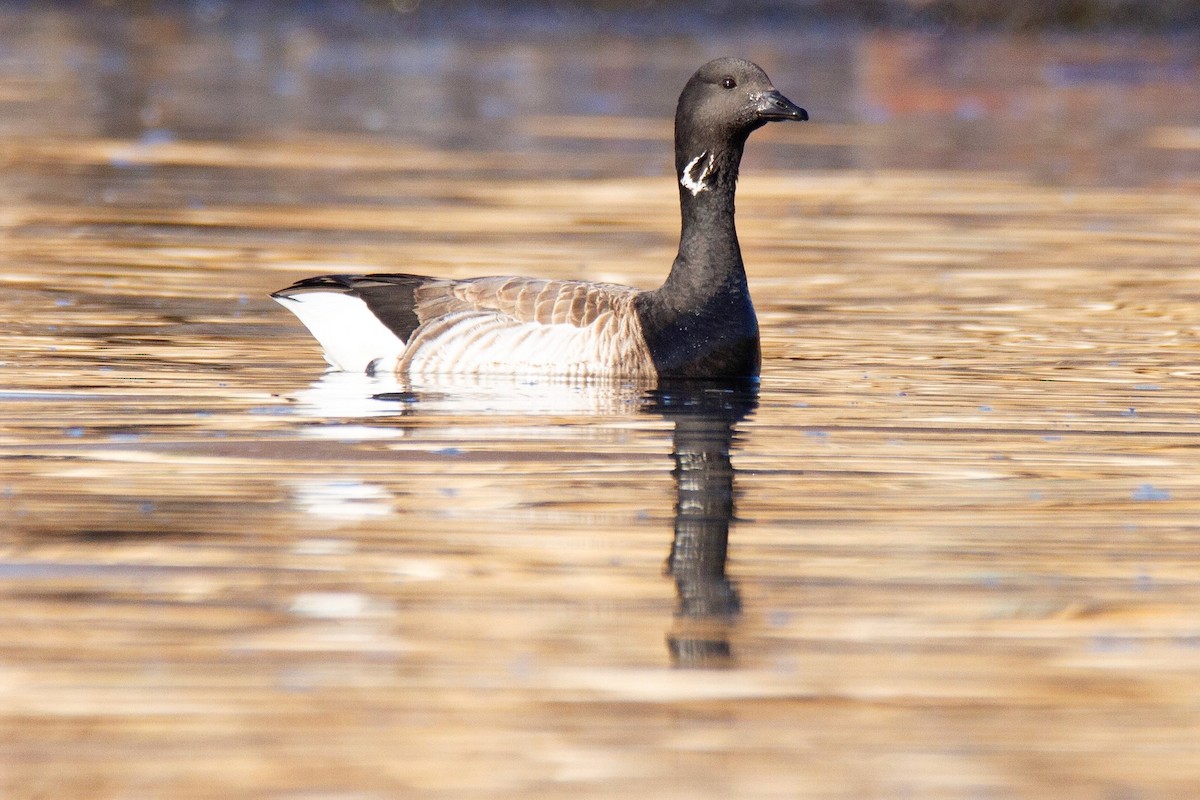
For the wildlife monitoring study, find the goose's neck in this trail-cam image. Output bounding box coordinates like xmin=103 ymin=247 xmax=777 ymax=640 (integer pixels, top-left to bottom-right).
xmin=658 ymin=144 xmax=748 ymax=305
xmin=633 ymin=140 xmax=760 ymax=378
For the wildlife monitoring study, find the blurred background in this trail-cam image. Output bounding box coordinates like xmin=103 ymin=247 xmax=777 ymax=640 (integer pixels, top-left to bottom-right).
xmin=4 ymin=0 xmax=1197 ymax=187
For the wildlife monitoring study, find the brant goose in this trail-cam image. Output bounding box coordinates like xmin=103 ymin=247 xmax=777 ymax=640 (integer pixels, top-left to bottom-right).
xmin=272 ymin=57 xmax=807 ymax=380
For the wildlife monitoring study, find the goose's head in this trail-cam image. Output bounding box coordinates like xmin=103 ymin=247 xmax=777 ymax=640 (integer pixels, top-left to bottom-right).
xmin=675 ymin=57 xmax=807 ymax=168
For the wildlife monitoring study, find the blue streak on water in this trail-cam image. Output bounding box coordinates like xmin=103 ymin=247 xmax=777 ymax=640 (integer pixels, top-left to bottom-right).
xmin=248 ymin=406 xmax=293 ymax=416
xmin=0 ymin=391 xmax=94 ymax=401
xmin=1132 ymin=484 xmax=1171 ymax=502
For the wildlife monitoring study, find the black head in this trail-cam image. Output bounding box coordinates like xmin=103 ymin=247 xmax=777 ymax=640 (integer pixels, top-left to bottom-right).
xmin=675 ymin=57 xmax=807 ymax=160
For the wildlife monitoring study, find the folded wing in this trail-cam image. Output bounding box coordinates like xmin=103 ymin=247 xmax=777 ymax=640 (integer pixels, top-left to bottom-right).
xmin=273 ymin=273 xmax=655 ymax=378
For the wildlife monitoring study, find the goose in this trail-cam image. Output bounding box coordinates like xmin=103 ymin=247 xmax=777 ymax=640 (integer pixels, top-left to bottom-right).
xmin=272 ymin=57 xmax=807 ymax=380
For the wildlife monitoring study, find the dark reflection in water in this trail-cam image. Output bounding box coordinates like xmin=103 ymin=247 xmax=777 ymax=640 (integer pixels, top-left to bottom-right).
xmin=291 ymin=372 xmax=757 ymax=668
xmin=644 ymin=379 xmax=759 ymax=669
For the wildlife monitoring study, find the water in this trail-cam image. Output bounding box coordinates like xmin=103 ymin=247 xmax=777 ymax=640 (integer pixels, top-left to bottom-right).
xmin=2 ymin=5 xmax=1200 ymax=798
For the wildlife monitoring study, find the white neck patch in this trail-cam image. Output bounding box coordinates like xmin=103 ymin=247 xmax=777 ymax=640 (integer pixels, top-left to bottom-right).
xmin=680 ymin=151 xmax=715 ymax=196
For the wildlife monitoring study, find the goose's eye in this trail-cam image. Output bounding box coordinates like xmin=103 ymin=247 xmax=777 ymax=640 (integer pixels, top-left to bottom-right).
xmin=720 ymin=76 xmax=736 ymax=89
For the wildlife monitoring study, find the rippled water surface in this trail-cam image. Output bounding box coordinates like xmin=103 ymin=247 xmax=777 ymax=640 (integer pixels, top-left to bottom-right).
xmin=2 ymin=5 xmax=1200 ymax=799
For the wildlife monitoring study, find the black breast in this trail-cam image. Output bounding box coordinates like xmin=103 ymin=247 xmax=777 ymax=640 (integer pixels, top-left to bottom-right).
xmin=634 ymin=290 xmax=761 ymax=379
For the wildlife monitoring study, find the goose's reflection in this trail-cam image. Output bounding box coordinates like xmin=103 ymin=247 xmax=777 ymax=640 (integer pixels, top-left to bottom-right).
xmin=643 ymin=380 xmax=758 ymax=669
xmin=287 ymin=372 xmax=757 ymax=668
xmin=288 ymin=370 xmax=648 ymax=417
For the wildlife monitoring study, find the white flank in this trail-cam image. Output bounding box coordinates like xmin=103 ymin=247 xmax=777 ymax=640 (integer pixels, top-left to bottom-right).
xmin=274 ymin=292 xmax=406 ymax=373
xmin=680 ymin=151 xmax=714 ymax=196
xmin=403 ymin=311 xmax=611 ymax=379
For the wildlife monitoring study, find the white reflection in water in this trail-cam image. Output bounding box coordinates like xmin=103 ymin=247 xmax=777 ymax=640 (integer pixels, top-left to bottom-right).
xmin=289 ymin=592 xmax=391 ymax=620
xmin=290 ymin=537 xmax=357 ymax=556
xmin=289 ymin=371 xmax=417 ymax=419
xmin=291 ymin=479 xmax=394 ymax=520
xmin=301 ymin=424 xmax=407 ymax=442
xmin=289 ymin=369 xmax=650 ymax=418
